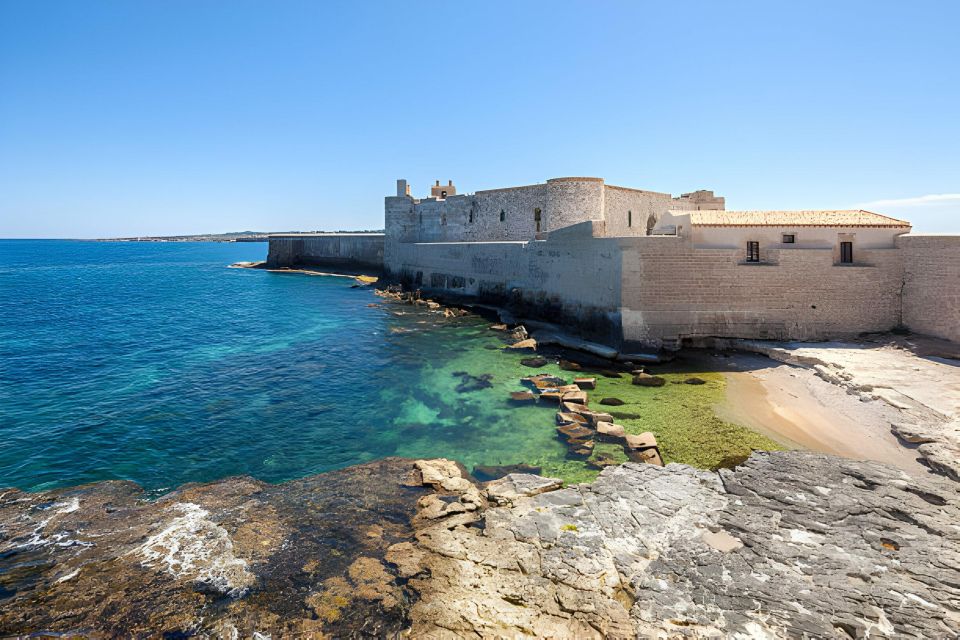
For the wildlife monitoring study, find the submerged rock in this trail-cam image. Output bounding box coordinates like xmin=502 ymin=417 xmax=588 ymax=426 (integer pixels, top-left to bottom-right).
xmin=599 ymin=397 xmax=626 ymax=406
xmin=508 ymin=390 xmax=536 ymax=404
xmin=473 ymin=463 xmax=542 ymax=482
xmin=0 ymin=459 xmax=425 ymax=637
xmin=520 ymin=356 xmax=548 ymax=368
xmin=632 ymin=373 xmax=666 ymax=387
xmin=454 ymin=372 xmax=494 ymax=393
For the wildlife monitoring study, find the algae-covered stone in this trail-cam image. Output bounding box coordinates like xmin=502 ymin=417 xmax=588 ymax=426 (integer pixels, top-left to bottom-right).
xmin=632 ymin=373 xmax=666 ymax=387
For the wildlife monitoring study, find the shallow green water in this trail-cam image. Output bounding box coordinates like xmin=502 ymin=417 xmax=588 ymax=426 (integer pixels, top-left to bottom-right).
xmin=0 ymin=240 xmax=780 ymax=491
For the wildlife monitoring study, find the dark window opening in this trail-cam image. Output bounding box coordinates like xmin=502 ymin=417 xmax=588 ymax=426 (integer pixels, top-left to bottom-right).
xmin=469 ymin=209 xmax=474 ymax=223
xmin=500 ymin=209 xmax=505 ymax=222
xmin=440 ymin=190 xmax=447 ymax=198
xmin=782 ymin=234 xmax=795 ymax=244
xmin=441 ymin=214 xmax=446 ymax=226
xmin=628 ymin=210 xmax=632 ymax=227
xmin=534 ymin=207 xmax=541 ymax=232
xmin=840 ymin=241 xmax=853 ymax=264
xmin=746 ymin=241 xmax=760 ymax=263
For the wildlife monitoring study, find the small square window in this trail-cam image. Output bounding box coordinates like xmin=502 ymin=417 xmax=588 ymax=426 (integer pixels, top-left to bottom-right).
xmin=782 ymin=234 xmax=795 ymax=244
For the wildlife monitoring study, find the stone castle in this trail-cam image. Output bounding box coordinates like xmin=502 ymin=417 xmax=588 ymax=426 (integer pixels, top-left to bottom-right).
xmin=267 ymin=177 xmax=960 ymax=349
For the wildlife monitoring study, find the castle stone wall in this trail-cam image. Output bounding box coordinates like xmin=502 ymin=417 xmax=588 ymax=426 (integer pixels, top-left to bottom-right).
xmin=602 ymin=185 xmax=672 ymax=237
xmin=618 ymin=237 xmax=904 ymax=347
xmin=545 ymin=178 xmax=605 ymax=231
xmin=388 ymin=221 xmax=624 ymax=341
xmin=899 ymin=234 xmax=960 ymax=343
xmin=267 ymin=233 xmax=384 ymax=272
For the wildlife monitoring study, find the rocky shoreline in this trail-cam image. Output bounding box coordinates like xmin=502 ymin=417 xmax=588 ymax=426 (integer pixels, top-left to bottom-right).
xmin=2 ymin=452 xmax=958 ymax=637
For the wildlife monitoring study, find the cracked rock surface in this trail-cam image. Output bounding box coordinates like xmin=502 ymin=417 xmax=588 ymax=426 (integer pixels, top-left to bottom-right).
xmin=399 ymin=451 xmax=960 ymax=638
xmin=2 ymin=452 xmax=958 ymax=638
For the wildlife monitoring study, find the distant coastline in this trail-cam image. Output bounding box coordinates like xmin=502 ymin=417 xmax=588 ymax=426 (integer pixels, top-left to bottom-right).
xmin=96 ymin=229 xmax=385 ymax=243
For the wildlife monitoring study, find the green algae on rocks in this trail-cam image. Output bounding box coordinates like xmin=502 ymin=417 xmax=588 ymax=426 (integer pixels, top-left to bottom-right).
xmin=592 ymin=370 xmax=785 ymax=470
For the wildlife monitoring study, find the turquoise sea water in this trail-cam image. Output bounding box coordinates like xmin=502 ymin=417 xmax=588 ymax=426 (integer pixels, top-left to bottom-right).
xmin=0 ymin=240 xmax=578 ymax=492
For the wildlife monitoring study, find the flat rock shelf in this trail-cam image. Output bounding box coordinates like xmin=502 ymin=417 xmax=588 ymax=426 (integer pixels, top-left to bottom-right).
xmin=1 ymin=452 xmax=957 ymax=637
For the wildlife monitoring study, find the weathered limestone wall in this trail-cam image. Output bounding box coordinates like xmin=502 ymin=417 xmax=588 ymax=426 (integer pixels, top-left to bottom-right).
xmin=601 ymin=184 xmax=672 ymax=237
xmin=389 ymin=222 xmax=624 ymax=340
xmin=619 ymin=236 xmax=904 ymax=347
xmin=469 ymin=184 xmax=547 ymax=241
xmin=899 ymin=234 xmax=960 ymax=343
xmin=266 ymin=233 xmax=384 ymax=271
xmin=689 ymin=225 xmax=906 ymax=252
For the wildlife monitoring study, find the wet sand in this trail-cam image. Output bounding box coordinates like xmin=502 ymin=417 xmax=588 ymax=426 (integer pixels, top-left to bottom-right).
xmin=710 ymin=352 xmax=931 ymax=477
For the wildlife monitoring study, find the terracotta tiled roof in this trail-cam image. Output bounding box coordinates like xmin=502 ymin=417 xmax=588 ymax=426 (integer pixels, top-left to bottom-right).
xmin=683 ymin=210 xmax=911 ymax=228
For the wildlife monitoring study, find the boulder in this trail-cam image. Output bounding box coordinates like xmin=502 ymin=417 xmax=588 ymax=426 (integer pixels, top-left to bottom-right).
xmin=599 ymin=370 xmax=623 ymax=378
xmin=509 ymin=326 xmax=529 ymax=341
xmin=506 ymin=338 xmax=537 ymax=351
xmin=559 ymin=359 xmax=582 ymax=371
xmin=596 ymin=421 xmax=626 ymax=441
xmin=624 ymin=432 xmax=658 ymax=451
xmin=574 ymin=377 xmax=597 ymax=390
xmin=525 ymin=374 xmax=565 ymax=389
xmin=631 ymin=447 xmax=664 ymax=466
xmin=539 ymin=390 xmax=564 ymax=403
xmin=520 ymin=356 xmax=548 ymax=368
xmin=556 ymin=411 xmax=588 ymax=426
xmin=489 ymin=323 xmax=508 ymax=331
xmin=567 ymin=439 xmax=595 ymax=458
xmin=684 ymin=377 xmax=707 ymax=385
xmin=484 ymin=473 xmax=562 ymax=505
xmin=562 ymin=391 xmax=588 ymax=406
xmin=561 ymin=401 xmax=588 ymax=414
xmin=556 ymin=424 xmax=594 ymax=442
xmin=599 ymin=397 xmax=625 ymax=406
xmin=578 ymin=409 xmax=614 ymax=426
xmin=509 ymin=391 xmax=536 ymax=404
xmin=632 ymin=373 xmax=666 ymax=387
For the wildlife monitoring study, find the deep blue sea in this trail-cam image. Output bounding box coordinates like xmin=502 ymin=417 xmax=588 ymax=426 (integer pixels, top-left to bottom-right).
xmin=0 ymin=240 xmax=582 ymax=492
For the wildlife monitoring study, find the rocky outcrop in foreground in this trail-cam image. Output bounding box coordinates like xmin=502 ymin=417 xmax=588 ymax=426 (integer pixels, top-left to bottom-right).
xmin=401 ymin=453 xmax=960 ymax=638
xmin=1 ymin=453 xmax=958 ymax=637
xmin=0 ymin=458 xmax=426 ymax=637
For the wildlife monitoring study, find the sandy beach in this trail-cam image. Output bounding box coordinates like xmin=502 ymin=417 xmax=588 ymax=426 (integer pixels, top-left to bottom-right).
xmin=712 ymin=351 xmax=932 ymax=476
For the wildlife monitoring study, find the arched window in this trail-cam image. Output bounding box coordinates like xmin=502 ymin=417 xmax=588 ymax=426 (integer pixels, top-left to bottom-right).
xmin=500 ymin=209 xmax=505 ymax=222
xmin=646 ymin=214 xmax=657 ymax=235
xmin=628 ymin=210 xmax=632 ymax=227
xmin=534 ymin=207 xmax=542 ymax=232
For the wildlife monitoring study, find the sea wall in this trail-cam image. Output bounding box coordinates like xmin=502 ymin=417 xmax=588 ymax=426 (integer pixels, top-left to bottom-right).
xmin=619 ymin=236 xmax=903 ymax=348
xmin=266 ymin=233 xmax=384 ymax=271
xmin=899 ymin=234 xmax=960 ymax=343
xmin=388 ymin=222 xmax=624 ymax=341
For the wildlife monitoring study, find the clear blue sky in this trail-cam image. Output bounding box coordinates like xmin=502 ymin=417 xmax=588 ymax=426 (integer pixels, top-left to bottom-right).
xmin=1 ymin=0 xmax=958 ymax=237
